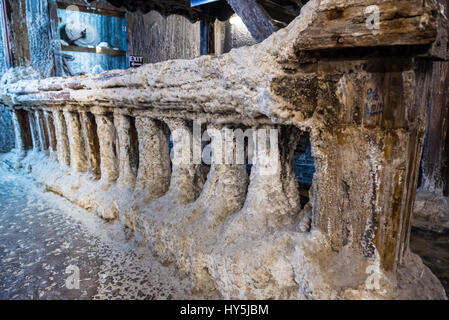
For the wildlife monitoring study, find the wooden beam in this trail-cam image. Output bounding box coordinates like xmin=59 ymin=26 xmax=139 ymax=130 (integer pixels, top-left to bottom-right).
xmin=61 ymin=45 xmax=126 ymax=56
xmin=226 ymin=0 xmax=277 ymax=42
xmin=56 ymin=1 xmax=125 ymax=18
xmin=296 ymin=0 xmax=445 ymax=59
xmin=48 ymin=0 xmax=64 ymax=77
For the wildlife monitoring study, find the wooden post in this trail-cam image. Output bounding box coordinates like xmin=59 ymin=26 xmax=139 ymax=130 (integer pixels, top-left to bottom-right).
xmin=94 ymin=112 xmax=119 ymax=183
xmin=79 ymin=111 xmax=101 ymax=179
xmin=64 ymin=110 xmax=87 ymax=173
xmin=3 ymin=0 xmax=30 ymax=67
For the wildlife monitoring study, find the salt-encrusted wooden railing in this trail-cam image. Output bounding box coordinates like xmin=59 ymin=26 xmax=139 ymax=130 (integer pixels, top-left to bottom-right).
xmin=2 ymin=0 xmax=448 ymax=299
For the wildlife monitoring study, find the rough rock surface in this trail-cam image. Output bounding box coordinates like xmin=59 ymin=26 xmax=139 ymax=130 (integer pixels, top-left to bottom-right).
xmin=414 ymin=191 xmax=449 ymax=232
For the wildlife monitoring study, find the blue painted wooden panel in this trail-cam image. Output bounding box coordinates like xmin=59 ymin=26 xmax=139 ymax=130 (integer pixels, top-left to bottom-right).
xmin=57 ymin=8 xmax=128 ymax=75
xmin=294 ymin=142 xmax=315 ymax=187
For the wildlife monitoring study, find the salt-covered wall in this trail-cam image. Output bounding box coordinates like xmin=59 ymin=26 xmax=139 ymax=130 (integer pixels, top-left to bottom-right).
xmin=214 ymin=15 xmax=256 ymax=55
xmin=0 ymin=8 xmax=13 ymax=153
xmin=127 ymin=11 xmax=202 ymax=64
xmin=25 ymin=0 xmax=54 ymax=78
xmin=0 ymin=106 xmax=14 ymax=153
xmin=0 ymin=0 xmax=52 ymax=154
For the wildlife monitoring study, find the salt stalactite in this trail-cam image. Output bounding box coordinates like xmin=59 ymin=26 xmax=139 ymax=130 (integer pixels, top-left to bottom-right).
xmin=43 ymin=110 xmax=57 ymax=160
xmin=64 ymin=111 xmax=87 ymax=173
xmin=114 ymin=114 xmax=137 ymax=188
xmin=79 ymin=111 xmax=101 ymax=179
xmin=53 ymin=111 xmax=70 ymax=167
xmin=28 ymin=110 xmax=41 ymax=151
xmin=11 ymin=110 xmax=26 ymax=162
xmin=94 ymin=112 xmax=119 ymax=183
xmin=134 ymin=116 xmax=171 ymax=202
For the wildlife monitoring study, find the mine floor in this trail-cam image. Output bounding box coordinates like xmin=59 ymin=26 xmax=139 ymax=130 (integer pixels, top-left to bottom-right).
xmin=0 ymin=156 xmax=448 ymax=299
xmin=0 ymin=158 xmax=192 ymax=300
xmin=410 ymin=227 xmax=449 ymax=295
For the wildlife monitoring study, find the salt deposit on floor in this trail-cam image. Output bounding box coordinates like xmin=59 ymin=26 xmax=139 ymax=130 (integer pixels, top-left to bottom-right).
xmin=0 ymin=154 xmax=194 ymax=300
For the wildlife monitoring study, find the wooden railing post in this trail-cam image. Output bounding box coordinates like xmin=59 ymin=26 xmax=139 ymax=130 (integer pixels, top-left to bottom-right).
xmin=64 ymin=110 xmax=87 ymax=173
xmin=134 ymin=115 xmax=171 ymax=202
xmin=53 ymin=110 xmax=71 ymax=168
xmin=94 ymin=111 xmax=119 ymax=183
xmin=115 ymin=113 xmax=138 ymax=188
xmin=79 ymin=111 xmax=101 ymax=179
xmin=43 ymin=110 xmax=58 ymax=160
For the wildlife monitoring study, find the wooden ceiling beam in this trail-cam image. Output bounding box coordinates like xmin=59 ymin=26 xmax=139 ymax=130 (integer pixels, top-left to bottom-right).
xmin=226 ymin=0 xmax=277 ymax=42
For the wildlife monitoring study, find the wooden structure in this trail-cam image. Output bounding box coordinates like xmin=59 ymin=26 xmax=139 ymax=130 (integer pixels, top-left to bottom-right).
xmin=2 ymin=0 xmax=448 ymax=299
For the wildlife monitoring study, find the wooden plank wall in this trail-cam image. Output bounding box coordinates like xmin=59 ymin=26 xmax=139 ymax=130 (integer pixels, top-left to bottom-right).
xmin=56 ymin=2 xmax=128 ymax=75
xmin=127 ymin=10 xmax=201 ymax=64
xmin=420 ymin=0 xmax=449 ymax=195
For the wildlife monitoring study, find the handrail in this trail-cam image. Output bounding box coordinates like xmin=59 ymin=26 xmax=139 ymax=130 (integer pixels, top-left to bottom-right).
xmin=1 ymin=0 xmax=448 ymax=299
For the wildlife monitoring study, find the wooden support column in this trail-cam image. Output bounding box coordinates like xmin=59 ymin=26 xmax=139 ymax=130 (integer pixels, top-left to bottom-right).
xmin=314 ymin=58 xmax=430 ymax=272
xmin=225 ymin=0 xmax=276 ymax=42
xmin=114 ymin=113 xmax=138 ymax=188
xmin=2 ymin=0 xmax=31 ymax=67
xmin=163 ymin=118 xmax=206 ymax=204
xmin=187 ymin=123 xmax=249 ymax=226
xmin=134 ymin=116 xmax=171 ymax=202
xmin=35 ymin=110 xmax=50 ymax=152
xmin=43 ymin=110 xmax=57 ymax=159
xmin=64 ymin=110 xmax=87 ymax=173
xmin=11 ymin=109 xmax=32 ymax=155
xmin=94 ymin=112 xmax=119 ymax=183
xmin=79 ymin=111 xmax=101 ymax=179
xmin=27 ymin=110 xmax=41 ymax=151
xmin=53 ymin=110 xmax=70 ymax=167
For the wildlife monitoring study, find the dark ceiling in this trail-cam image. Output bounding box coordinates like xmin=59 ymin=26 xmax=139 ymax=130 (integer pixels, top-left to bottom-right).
xmin=88 ymin=0 xmax=306 ymax=25
xmin=89 ymin=0 xmax=235 ymax=21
